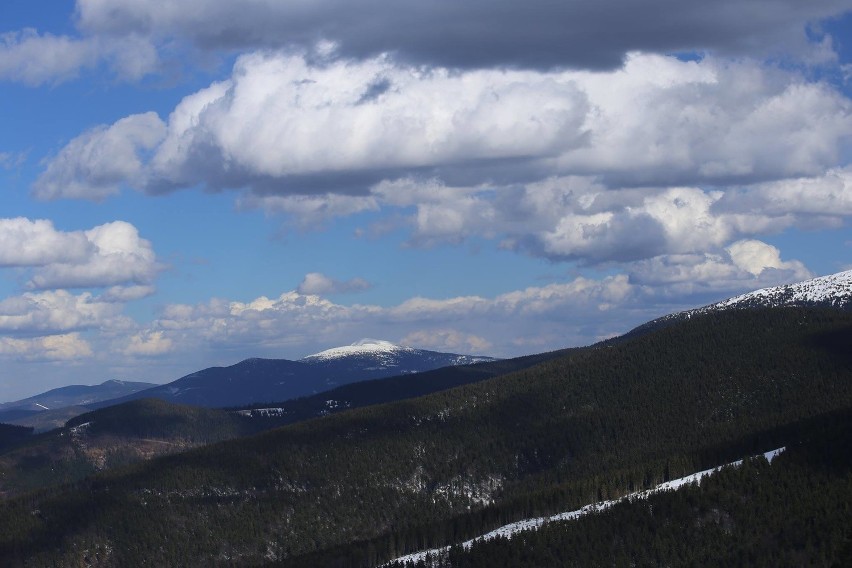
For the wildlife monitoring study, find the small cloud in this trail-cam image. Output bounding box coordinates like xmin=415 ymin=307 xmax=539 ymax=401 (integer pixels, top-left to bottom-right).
xmin=0 ymin=151 xmax=25 ymax=170
xmin=123 ymin=330 xmax=173 ymax=357
xmin=0 ymin=28 xmax=159 ymax=86
xmin=99 ymin=285 xmax=156 ymax=303
xmin=401 ymin=329 xmax=492 ymax=354
xmin=0 ymin=29 xmax=97 ymax=86
xmin=297 ymin=272 xmax=372 ymax=295
xmin=238 ymin=193 xmax=379 ymax=229
xmin=726 ymin=239 xmax=812 ymax=279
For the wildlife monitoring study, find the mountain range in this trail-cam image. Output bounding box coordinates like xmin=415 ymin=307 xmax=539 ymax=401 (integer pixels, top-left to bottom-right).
xmin=108 ymin=339 xmax=494 ymax=409
xmin=0 ymin=349 xmax=559 ymax=497
xmin=0 ymin=380 xmax=156 ymax=432
xmin=0 ymin=270 xmax=850 ymax=566
xmin=6 ymin=270 xmax=850 ymax=422
xmin=0 ymin=340 xmax=495 ymax=431
xmin=0 ymin=379 xmax=155 ymax=414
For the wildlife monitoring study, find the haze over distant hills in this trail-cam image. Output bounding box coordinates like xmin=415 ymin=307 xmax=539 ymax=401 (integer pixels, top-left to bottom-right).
xmin=0 ymin=340 xmax=496 ymax=428
xmin=0 ymin=380 xmax=155 ymax=429
xmin=92 ymin=339 xmax=496 ymax=409
xmin=4 ymin=271 xmax=852 ymax=427
xmin=2 ymin=284 xmax=850 ymax=565
xmin=0 ymin=270 xmax=851 ymax=565
xmin=4 ymin=270 xmax=851 ymax=427
xmin=0 ymin=379 xmax=155 ymax=412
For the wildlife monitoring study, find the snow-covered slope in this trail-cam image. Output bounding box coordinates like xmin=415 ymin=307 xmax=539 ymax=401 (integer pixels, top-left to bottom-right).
xmin=300 ymin=338 xmax=496 ymax=370
xmin=300 ymin=339 xmax=417 ymax=362
xmin=81 ymin=341 xmax=497 ymax=411
xmin=632 ymin=270 xmax=852 ymax=335
xmin=388 ymin=448 xmax=786 ymax=566
xmin=702 ymin=269 xmax=852 ymax=312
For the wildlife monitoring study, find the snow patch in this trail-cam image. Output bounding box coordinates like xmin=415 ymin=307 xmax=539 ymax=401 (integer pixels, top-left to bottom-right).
xmin=69 ymin=421 xmax=92 ymax=434
xmin=233 ymin=407 xmax=289 ymax=418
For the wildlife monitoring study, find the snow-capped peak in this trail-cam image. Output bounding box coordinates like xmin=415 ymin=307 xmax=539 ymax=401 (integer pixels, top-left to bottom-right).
xmin=300 ymin=339 xmax=413 ymax=362
xmin=635 ymin=270 xmax=852 ymax=335
xmin=709 ymin=269 xmax=852 ymax=310
xmin=660 ymin=269 xmax=852 ymax=324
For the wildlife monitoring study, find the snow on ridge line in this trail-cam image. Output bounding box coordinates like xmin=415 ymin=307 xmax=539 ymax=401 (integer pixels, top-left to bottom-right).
xmin=716 ymin=269 xmax=852 ymax=306
xmin=649 ymin=269 xmax=852 ymax=327
xmin=300 ymin=339 xmax=414 ymax=361
xmin=707 ymin=269 xmax=852 ymax=312
xmin=387 ymin=447 xmax=786 ymax=566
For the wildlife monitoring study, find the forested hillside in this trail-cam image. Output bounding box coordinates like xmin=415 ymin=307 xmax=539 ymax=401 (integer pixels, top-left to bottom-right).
xmin=1 ymin=307 xmax=850 ymax=566
xmin=0 ymin=351 xmax=565 ymax=498
xmin=0 ymin=424 xmax=32 ymax=453
xmin=0 ymin=400 xmax=258 ymax=498
xmin=391 ymin=411 xmax=852 ymax=567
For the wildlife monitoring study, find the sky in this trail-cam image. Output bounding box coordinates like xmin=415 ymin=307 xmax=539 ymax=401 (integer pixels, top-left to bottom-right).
xmin=1 ymin=0 xmax=851 ymax=401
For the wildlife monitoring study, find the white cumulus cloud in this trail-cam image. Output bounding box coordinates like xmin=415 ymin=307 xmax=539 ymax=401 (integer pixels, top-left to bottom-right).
xmin=726 ymin=239 xmax=811 ymax=278
xmin=0 ymin=333 xmax=93 ymax=361
xmin=0 ymin=218 xmax=163 ymax=295
xmin=0 ymin=218 xmax=92 ymax=267
xmin=145 ymin=274 xmax=643 ymax=360
xmin=401 ymin=329 xmax=492 ymax=354
xmin=37 ymin=54 xmax=850 ymax=265
xmin=627 ymin=241 xmax=813 ymax=299
xmin=122 ymin=330 xmax=173 ymax=357
xmin=0 ymin=290 xmax=125 ymax=334
xmin=26 ymin=221 xmax=163 ymax=290
xmin=33 ymin=113 xmax=166 ymax=201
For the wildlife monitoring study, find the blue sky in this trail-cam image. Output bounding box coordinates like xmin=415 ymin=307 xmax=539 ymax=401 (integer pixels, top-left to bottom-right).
xmin=1 ymin=0 xmax=851 ymax=401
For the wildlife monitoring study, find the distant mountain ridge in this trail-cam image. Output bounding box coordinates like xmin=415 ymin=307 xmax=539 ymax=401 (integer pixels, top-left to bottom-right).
xmin=0 ymin=379 xmax=155 ymax=415
xmin=86 ymin=340 xmax=497 ymax=410
xmin=0 ymin=379 xmax=155 ymax=412
xmin=0 ymin=379 xmax=159 ymax=432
